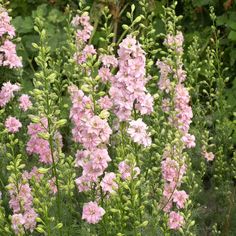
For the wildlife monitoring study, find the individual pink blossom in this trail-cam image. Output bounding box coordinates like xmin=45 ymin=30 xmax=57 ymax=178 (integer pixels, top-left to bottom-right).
xmin=127 ymin=118 xmax=151 ymax=147
xmin=100 ymin=172 xmax=118 ymax=193
xmin=75 ymin=175 xmax=91 ymax=192
xmin=168 ymin=211 xmax=184 ymax=230
xmin=11 ymin=213 xmax=25 ymax=234
xmin=5 ymin=116 xmax=22 ymax=133
xmin=23 ymin=209 xmax=38 ymax=232
xmin=82 ymin=201 xmax=105 ymax=224
xmin=202 ymin=151 xmax=214 ymax=161
xmin=181 ymin=134 xmax=196 ymax=148
xmin=135 ymin=93 xmax=154 ymax=115
xmin=0 ymin=40 xmax=22 ymax=68
xmin=98 ymin=67 xmax=113 ymax=82
xmin=173 ymin=190 xmax=189 ymax=209
xmin=99 ymin=54 xmax=118 ymax=68
xmin=118 ymin=161 xmax=140 ymax=180
xmin=0 ymin=81 xmax=20 ymax=107
xmin=48 ymin=177 xmax=57 ymax=194
xmin=22 ymin=166 xmax=43 ymax=182
xmin=18 ymin=94 xmax=32 ymax=111
xmin=98 ymin=96 xmax=113 ymax=110
xmin=161 ymin=98 xmax=170 ymax=112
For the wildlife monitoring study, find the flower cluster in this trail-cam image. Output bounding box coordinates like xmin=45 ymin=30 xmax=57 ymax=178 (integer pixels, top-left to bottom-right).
xmin=0 ymin=9 xmax=22 ymax=68
xmin=18 ymin=94 xmax=32 ymax=111
xmin=157 ymin=31 xmax=194 ymax=230
xmin=8 ymin=182 xmax=38 ymax=234
xmin=98 ymin=54 xmax=118 ymax=83
xmin=109 ymin=35 xmax=153 ymax=121
xmin=72 ymin=13 xmax=96 ymax=65
xmin=26 ymin=118 xmax=63 ymax=164
xmin=69 ymin=84 xmax=112 ymax=223
xmin=0 ymin=81 xmax=20 ymax=107
xmin=127 ymin=118 xmax=151 ymax=147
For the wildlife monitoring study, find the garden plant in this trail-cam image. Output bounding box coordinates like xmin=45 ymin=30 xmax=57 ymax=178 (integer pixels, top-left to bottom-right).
xmin=0 ymin=0 xmax=236 ymax=235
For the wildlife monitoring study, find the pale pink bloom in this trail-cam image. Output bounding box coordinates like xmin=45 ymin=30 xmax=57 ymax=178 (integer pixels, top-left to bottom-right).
xmin=118 ymin=161 xmax=140 ymax=180
xmin=98 ymin=67 xmax=112 ymax=82
xmin=136 ymin=93 xmax=154 ymax=115
xmin=18 ymin=94 xmax=32 ymax=111
xmin=98 ymin=96 xmax=113 ymax=110
xmin=100 ymin=172 xmax=118 ymax=193
xmin=75 ymin=175 xmax=91 ymax=192
xmin=12 ymin=213 xmax=25 ymax=234
xmin=99 ymin=54 xmax=118 ymax=67
xmin=82 ymin=201 xmax=105 ymax=224
xmin=202 ymin=151 xmax=214 ymax=161
xmin=127 ymin=118 xmax=152 ymax=147
xmin=5 ymin=116 xmax=22 ymax=133
xmin=181 ymin=134 xmax=196 ymax=148
xmin=173 ymin=190 xmax=188 ymax=208
xmin=83 ymin=45 xmax=96 ymax=56
xmin=0 ymin=81 xmax=20 ymax=107
xmin=156 ymin=60 xmax=172 ymax=93
xmin=0 ymin=10 xmax=15 ymax=38
xmin=23 ymin=209 xmax=38 ymax=232
xmin=48 ymin=177 xmax=57 ymax=194
xmin=164 ymin=31 xmax=184 ymax=53
xmin=168 ymin=211 xmax=184 ymax=230
xmin=161 ymin=98 xmax=170 ymax=112
xmin=161 ymin=158 xmax=186 ymax=183
xmin=0 ymin=40 xmax=22 ymax=68
xmin=72 ymin=14 xmax=93 ymax=42
xmin=22 ymin=167 xmax=43 ymax=182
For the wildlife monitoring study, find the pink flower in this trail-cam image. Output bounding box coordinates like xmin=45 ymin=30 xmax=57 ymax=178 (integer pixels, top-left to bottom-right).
xmin=12 ymin=213 xmax=25 ymax=234
xmin=0 ymin=81 xmax=20 ymax=107
xmin=99 ymin=54 xmax=118 ymax=68
xmin=181 ymin=134 xmax=196 ymax=148
xmin=202 ymin=151 xmax=214 ymax=161
xmin=168 ymin=211 xmax=184 ymax=230
xmin=72 ymin=14 xmax=93 ymax=43
xmin=161 ymin=98 xmax=170 ymax=112
xmin=48 ymin=177 xmax=57 ymax=194
xmin=98 ymin=67 xmax=113 ymax=82
xmin=127 ymin=118 xmax=151 ymax=147
xmin=18 ymin=94 xmax=32 ymax=111
xmin=0 ymin=40 xmax=22 ymax=68
xmin=23 ymin=209 xmax=38 ymax=232
xmin=82 ymin=201 xmax=105 ymax=224
xmin=118 ymin=161 xmax=140 ymax=180
xmin=100 ymin=172 xmax=118 ymax=193
xmin=173 ymin=190 xmax=188 ymax=209
xmin=0 ymin=10 xmax=15 ymax=38
xmin=75 ymin=175 xmax=91 ymax=192
xmin=5 ymin=116 xmax=22 ymax=133
xmin=98 ymin=96 xmax=113 ymax=110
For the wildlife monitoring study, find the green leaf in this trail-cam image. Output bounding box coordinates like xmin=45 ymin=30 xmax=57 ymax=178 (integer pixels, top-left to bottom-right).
xmin=48 ymin=9 xmax=65 ymax=23
xmin=228 ymin=21 xmax=236 ymax=30
xmin=228 ymin=30 xmax=236 ymax=41
xmin=12 ymin=16 xmax=34 ymax=34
